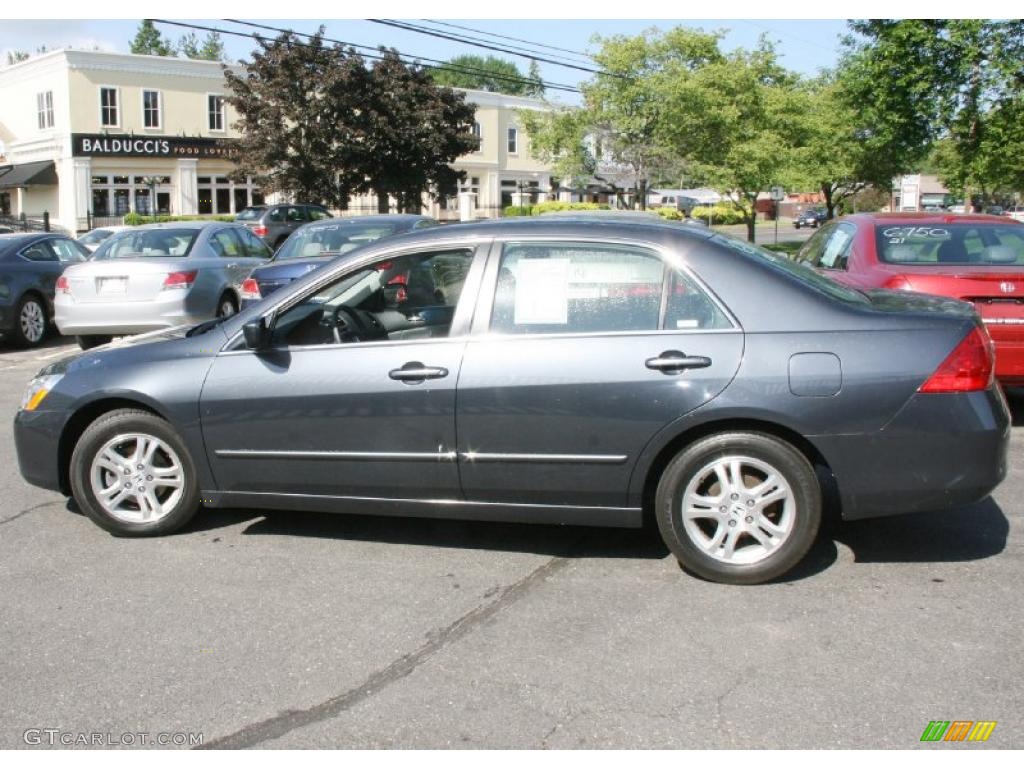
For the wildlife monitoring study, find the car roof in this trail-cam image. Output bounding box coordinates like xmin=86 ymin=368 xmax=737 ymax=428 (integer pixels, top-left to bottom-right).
xmin=0 ymin=231 xmax=61 ymax=246
xmin=845 ymin=212 xmax=1017 ymax=226
xmin=121 ymin=221 xmax=231 ymax=232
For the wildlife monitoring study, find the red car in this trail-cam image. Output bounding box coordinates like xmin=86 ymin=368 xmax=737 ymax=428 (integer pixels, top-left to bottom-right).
xmin=797 ymin=212 xmax=1024 ymax=384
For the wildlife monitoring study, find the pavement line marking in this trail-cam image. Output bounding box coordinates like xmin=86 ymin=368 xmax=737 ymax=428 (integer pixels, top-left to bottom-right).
xmin=197 ymin=552 xmax=574 ymax=749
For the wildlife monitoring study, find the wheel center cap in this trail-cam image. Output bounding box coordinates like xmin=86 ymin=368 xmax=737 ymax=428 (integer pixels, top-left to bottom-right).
xmin=731 ymin=504 xmax=746 ymax=516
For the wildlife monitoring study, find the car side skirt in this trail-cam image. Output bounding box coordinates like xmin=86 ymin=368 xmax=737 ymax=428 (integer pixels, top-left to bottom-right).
xmin=204 ymin=490 xmax=644 ymax=528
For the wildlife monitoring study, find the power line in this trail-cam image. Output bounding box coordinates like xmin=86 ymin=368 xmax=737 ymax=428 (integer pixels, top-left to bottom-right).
xmin=366 ymin=18 xmax=620 ymax=79
xmin=418 ymin=19 xmax=597 ymax=66
xmin=221 ymin=19 xmax=576 ymax=94
xmin=149 ymin=19 xmax=579 ymax=94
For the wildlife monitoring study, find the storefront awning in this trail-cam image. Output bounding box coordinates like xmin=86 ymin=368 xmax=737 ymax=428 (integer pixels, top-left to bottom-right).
xmin=0 ymin=160 xmax=58 ymax=189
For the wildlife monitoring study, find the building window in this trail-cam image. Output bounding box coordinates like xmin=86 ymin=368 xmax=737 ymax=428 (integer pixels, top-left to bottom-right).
xmin=100 ymin=87 xmax=119 ymax=127
xmin=208 ymin=94 xmax=225 ymax=132
xmin=507 ymin=127 xmax=518 ymax=155
xmin=142 ymin=90 xmax=161 ymax=129
xmin=472 ymin=122 xmax=482 ymax=151
xmin=36 ymin=91 xmax=54 ymax=130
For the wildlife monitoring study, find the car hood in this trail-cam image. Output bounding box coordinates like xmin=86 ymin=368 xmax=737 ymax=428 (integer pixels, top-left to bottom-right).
xmin=39 ymin=324 xmax=223 ymax=377
xmin=250 ymin=257 xmax=331 ymax=280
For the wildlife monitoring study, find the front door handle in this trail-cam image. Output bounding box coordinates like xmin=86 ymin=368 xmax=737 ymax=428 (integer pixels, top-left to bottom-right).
xmin=389 ymin=361 xmax=449 ymax=384
xmin=645 ymin=350 xmax=712 ymax=374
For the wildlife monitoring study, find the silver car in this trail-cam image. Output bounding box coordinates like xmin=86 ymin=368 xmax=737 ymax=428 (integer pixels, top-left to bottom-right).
xmin=55 ymin=222 xmax=271 ymax=349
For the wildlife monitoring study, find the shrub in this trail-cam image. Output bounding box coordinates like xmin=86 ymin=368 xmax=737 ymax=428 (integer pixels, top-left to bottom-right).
xmin=122 ymin=213 xmax=236 ymax=226
xmin=690 ymin=204 xmax=746 ymax=226
xmin=503 ymin=201 xmax=610 ymax=217
xmin=653 ymin=207 xmax=684 ymax=220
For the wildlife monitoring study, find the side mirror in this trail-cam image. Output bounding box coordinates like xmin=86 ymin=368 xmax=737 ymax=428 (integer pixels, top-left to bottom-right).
xmin=242 ymin=316 xmax=271 ymax=350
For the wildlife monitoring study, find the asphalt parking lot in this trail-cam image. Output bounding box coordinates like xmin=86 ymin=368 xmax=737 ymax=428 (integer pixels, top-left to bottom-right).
xmin=0 ymin=334 xmax=1021 ymax=749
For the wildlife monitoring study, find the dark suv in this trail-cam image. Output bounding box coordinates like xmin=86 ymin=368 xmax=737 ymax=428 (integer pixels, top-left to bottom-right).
xmin=794 ymin=208 xmax=828 ymax=229
xmin=236 ymin=204 xmax=332 ymax=250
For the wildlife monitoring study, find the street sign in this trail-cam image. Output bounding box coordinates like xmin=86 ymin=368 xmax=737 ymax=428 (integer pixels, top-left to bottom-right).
xmin=770 ymin=186 xmax=785 ymax=201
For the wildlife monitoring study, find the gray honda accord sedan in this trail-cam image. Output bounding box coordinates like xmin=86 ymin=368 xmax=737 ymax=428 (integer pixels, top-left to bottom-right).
xmin=14 ymin=218 xmax=1010 ymax=584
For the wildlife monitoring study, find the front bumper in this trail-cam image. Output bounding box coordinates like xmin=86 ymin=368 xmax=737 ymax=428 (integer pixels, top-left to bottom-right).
xmin=55 ymin=293 xmax=208 ymax=337
xmin=14 ymin=407 xmax=67 ymax=494
xmin=815 ymin=387 xmax=1010 ymax=520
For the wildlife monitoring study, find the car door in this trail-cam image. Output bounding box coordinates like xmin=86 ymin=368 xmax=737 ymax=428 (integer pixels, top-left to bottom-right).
xmin=207 ymin=227 xmax=258 ymax=292
xmin=455 ymin=238 xmax=744 ymax=511
xmin=199 ymin=240 xmax=487 ymax=504
xmin=18 ymin=239 xmax=72 ymax=307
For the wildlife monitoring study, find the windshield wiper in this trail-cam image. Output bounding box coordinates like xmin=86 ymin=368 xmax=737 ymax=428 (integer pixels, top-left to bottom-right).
xmin=186 ymin=317 xmax=226 ymax=337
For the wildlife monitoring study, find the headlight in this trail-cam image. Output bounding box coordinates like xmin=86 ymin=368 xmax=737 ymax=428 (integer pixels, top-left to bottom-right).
xmin=20 ymin=374 xmax=64 ymax=412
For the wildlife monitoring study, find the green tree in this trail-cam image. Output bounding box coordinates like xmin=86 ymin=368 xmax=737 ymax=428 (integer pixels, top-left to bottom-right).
xmin=223 ymin=29 xmax=375 ymax=207
xmin=130 ymin=20 xmax=175 ymax=57
xmin=525 ymin=60 xmax=545 ymax=97
xmin=430 ymin=54 xmax=531 ymax=95
xmin=363 ymin=50 xmax=479 ymax=212
xmin=842 ymin=20 xmax=1024 ymax=209
xmin=179 ymin=31 xmax=225 ymax=61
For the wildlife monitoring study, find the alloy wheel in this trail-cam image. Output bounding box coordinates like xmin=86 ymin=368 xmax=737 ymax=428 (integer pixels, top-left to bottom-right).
xmin=89 ymin=433 xmax=186 ymax=524
xmin=20 ymin=300 xmax=45 ymax=343
xmin=679 ymin=455 xmax=796 ymax=565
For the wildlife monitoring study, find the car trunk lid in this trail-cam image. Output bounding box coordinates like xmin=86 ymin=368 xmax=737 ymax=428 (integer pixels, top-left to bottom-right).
xmin=63 ymin=258 xmax=192 ymax=303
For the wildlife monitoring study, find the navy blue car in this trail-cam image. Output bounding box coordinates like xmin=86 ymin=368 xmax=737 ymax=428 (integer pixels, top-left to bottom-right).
xmin=0 ymin=233 xmax=90 ymax=347
xmin=240 ymin=214 xmax=437 ymax=308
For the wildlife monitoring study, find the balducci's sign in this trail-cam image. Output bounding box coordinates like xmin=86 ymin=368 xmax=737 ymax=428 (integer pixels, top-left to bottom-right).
xmin=72 ymin=134 xmax=239 ymax=159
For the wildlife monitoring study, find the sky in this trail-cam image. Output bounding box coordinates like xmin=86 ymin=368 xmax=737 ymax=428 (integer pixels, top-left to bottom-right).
xmin=0 ymin=18 xmax=849 ymax=105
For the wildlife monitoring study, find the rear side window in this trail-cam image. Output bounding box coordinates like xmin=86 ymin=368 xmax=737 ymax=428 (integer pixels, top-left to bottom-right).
xmin=307 ymin=207 xmax=331 ymax=221
xmin=796 ymin=224 xmax=835 ymax=266
xmin=268 ymin=208 xmax=284 ymax=223
xmin=489 ymin=242 xmax=730 ymax=335
xmin=210 ymin=230 xmax=243 ymax=258
xmin=285 ymin=207 xmax=305 ymax=223
xmin=236 ymin=228 xmax=272 ymax=258
xmin=236 ymin=207 xmax=266 ymax=221
xmin=49 ymin=238 xmax=89 ymax=263
xmin=20 ymin=242 xmax=57 ymax=262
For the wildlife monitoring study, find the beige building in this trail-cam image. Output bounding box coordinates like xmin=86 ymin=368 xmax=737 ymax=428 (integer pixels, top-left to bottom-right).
xmin=0 ymin=49 xmax=554 ymax=232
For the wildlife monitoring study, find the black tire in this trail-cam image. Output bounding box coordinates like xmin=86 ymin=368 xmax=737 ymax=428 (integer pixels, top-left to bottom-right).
xmin=76 ymin=335 xmax=113 ymax=350
xmin=12 ymin=294 xmax=48 ymax=347
xmin=69 ymin=408 xmax=201 ymax=536
xmin=655 ymin=432 xmax=821 ymax=585
xmin=793 ymin=222 xmax=801 ymax=229
xmin=216 ymin=293 xmax=238 ymax=318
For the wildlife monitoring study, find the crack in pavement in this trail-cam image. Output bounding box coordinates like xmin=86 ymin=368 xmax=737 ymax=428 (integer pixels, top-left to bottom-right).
xmin=0 ymin=500 xmax=63 ymax=526
xmin=198 ymin=552 xmax=574 ymax=749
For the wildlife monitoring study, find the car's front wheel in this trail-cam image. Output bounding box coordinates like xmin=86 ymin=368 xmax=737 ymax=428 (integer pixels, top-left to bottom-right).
xmin=655 ymin=432 xmax=821 ymax=584
xmin=69 ymin=408 xmax=201 ymax=536
xmin=76 ymin=335 xmax=113 ymax=350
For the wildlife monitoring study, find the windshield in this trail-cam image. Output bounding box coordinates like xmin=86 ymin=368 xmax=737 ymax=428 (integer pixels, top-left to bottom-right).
xmin=275 ymin=222 xmax=398 ymax=261
xmin=710 ymin=234 xmax=869 ymax=305
xmin=93 ymin=229 xmax=198 ymax=260
xmin=79 ymin=229 xmax=112 ymax=245
xmin=876 ymin=222 xmax=1024 ymax=266
xmin=235 ymin=207 xmax=266 ymax=221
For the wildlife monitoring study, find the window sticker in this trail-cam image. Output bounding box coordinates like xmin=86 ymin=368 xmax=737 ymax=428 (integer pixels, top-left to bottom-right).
xmin=514 ymin=258 xmax=570 ymax=324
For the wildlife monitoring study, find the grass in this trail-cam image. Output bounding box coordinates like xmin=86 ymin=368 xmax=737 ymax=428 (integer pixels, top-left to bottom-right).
xmin=760 ymin=241 xmax=803 ymax=257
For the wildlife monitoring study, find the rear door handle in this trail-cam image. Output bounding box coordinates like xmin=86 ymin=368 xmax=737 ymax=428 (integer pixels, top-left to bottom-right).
xmin=645 ymin=350 xmax=712 ymax=374
xmin=389 ymin=361 xmax=449 ymax=384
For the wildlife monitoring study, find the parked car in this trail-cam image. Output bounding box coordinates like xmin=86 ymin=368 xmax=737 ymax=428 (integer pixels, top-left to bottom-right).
xmin=793 ymin=208 xmax=827 ymax=229
xmin=1005 ymin=206 xmax=1024 ymax=223
xmin=240 ymin=214 xmax=437 ymax=308
xmin=236 ymin=204 xmax=332 ymax=251
xmin=795 ymin=212 xmax=1024 ymax=384
xmin=985 ymin=205 xmax=1005 ymax=217
xmin=15 ymin=218 xmax=1009 ymax=584
xmin=77 ymin=225 xmax=132 ymax=253
xmin=0 ymin=225 xmax=15 ymax=234
xmin=54 ymin=222 xmax=271 ymax=350
xmin=0 ymin=232 xmax=91 ymax=347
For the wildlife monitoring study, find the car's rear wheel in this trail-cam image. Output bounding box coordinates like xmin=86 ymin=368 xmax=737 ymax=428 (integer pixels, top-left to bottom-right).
xmin=13 ymin=294 xmax=48 ymax=347
xmin=69 ymin=408 xmax=201 ymax=536
xmin=655 ymin=432 xmax=821 ymax=584
xmin=216 ymin=294 xmax=238 ymax=318
xmin=76 ymin=335 xmax=113 ymax=350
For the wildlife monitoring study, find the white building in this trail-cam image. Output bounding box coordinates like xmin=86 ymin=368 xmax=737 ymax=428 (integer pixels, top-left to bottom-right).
xmin=0 ymin=49 xmax=555 ymax=232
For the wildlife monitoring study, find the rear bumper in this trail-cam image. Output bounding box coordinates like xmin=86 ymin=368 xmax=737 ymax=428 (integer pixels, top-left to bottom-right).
xmin=55 ymin=293 xmax=208 ymax=336
xmin=815 ymin=387 xmax=1010 ymax=520
xmin=991 ymin=336 xmax=1024 ymax=384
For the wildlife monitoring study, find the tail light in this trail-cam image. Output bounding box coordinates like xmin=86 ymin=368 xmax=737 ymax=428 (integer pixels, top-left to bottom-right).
xmin=55 ymin=275 xmax=70 ymax=295
xmin=252 ymin=225 xmax=268 ymax=238
xmin=240 ymin=278 xmax=261 ymax=301
xmin=919 ymin=326 xmax=995 ymax=393
xmin=883 ymin=275 xmax=913 ymax=291
xmin=162 ymin=270 xmax=197 ymax=290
